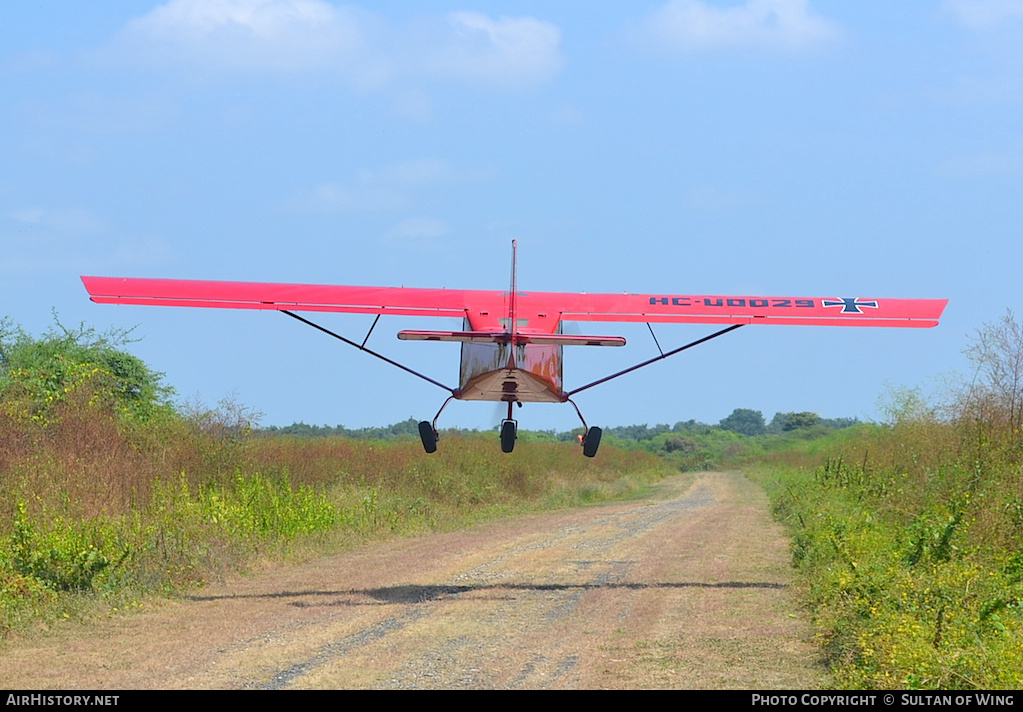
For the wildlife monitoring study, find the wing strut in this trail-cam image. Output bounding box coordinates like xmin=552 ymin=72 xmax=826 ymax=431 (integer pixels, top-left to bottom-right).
xmin=361 ymin=314 xmax=382 ymax=349
xmin=565 ymin=324 xmax=744 ymax=397
xmin=281 ymin=310 xmax=456 ymax=395
xmin=647 ymin=323 xmax=665 ymax=356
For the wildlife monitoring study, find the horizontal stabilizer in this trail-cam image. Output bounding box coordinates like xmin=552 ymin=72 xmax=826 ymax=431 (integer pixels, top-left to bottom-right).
xmin=523 ymin=333 xmax=626 ymax=347
xmin=397 ymin=330 xmax=626 ymax=346
xmin=398 ymin=330 xmax=506 ymax=343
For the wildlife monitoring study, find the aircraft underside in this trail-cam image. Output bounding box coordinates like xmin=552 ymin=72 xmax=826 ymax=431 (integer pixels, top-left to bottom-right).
xmin=456 ymin=368 xmax=565 ymax=403
xmin=422 ymin=340 xmax=602 ymax=456
xmin=457 ymin=341 xmax=564 ymax=403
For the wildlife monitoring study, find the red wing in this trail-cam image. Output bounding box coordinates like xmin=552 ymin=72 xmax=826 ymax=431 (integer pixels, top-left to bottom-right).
xmin=524 ymin=292 xmax=948 ymax=328
xmin=81 ymin=276 xmax=481 ymax=319
xmin=82 ymin=277 xmax=947 ymax=328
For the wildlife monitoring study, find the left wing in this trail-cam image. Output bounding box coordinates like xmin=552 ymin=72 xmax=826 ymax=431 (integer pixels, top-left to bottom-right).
xmin=533 ymin=292 xmax=948 ymax=328
xmin=82 ymin=277 xmax=947 ymax=329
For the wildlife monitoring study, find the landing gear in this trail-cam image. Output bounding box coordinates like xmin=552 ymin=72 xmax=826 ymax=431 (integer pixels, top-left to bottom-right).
xmin=566 ymin=398 xmax=601 ymax=458
xmin=420 ymin=397 xmax=598 ymax=457
xmin=581 ymin=426 xmax=602 ymax=458
xmin=500 ymin=419 xmax=517 ymax=453
xmin=418 ymin=421 xmax=438 ymax=453
xmin=419 ymin=396 xmax=455 ymax=454
xmin=500 ymin=402 xmax=517 ymax=453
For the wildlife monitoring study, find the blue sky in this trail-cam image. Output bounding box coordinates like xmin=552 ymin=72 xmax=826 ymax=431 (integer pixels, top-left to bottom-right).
xmin=2 ymin=1 xmax=1021 ymax=431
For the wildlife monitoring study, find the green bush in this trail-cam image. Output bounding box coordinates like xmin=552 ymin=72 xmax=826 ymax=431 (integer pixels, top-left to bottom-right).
xmin=761 ymin=436 xmax=1023 ymax=689
xmin=0 ymin=317 xmax=173 ymax=424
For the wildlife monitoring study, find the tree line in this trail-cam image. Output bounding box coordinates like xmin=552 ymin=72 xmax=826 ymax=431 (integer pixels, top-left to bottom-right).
xmin=261 ymin=409 xmax=859 ymax=442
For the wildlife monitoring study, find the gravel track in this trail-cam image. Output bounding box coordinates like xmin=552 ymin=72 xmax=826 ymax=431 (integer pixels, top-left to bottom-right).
xmin=0 ymin=472 xmax=828 ymax=690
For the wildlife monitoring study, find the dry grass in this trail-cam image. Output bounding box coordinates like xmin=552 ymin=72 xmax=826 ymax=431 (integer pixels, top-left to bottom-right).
xmin=0 ymin=394 xmax=671 ymax=640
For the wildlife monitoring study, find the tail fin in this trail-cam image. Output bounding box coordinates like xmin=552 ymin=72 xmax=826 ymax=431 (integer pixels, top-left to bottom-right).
xmin=508 ymin=239 xmax=518 ymax=341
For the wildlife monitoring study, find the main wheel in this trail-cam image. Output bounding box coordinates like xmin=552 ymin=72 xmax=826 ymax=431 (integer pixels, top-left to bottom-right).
xmin=582 ymin=426 xmax=602 ymax=458
xmin=500 ymin=420 xmax=517 ymax=453
xmin=418 ymin=421 xmax=438 ymax=454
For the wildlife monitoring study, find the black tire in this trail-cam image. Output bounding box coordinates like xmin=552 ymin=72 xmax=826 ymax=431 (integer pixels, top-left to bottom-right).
xmin=500 ymin=420 xmax=517 ymax=453
xmin=582 ymin=426 xmax=602 ymax=458
xmin=419 ymin=421 xmax=438 ymax=454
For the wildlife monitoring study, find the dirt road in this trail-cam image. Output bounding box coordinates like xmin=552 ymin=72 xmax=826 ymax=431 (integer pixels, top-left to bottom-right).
xmin=0 ymin=471 xmax=828 ymax=689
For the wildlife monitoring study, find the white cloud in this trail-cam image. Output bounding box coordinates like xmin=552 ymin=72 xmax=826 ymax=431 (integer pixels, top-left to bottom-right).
xmin=9 ymin=207 xmax=106 ymax=233
xmin=295 ymin=183 xmax=408 ymax=212
xmin=118 ymin=0 xmax=385 ymax=83
xmin=941 ymin=1 xmax=1023 ymax=97
xmin=416 ymin=12 xmax=563 ymax=87
xmin=385 ymin=217 xmax=450 ymax=241
xmin=104 ymin=237 xmax=175 ymax=270
xmin=1 ymin=208 xmax=169 ymax=274
xmin=944 ymin=0 xmax=1023 ymax=29
xmin=634 ymin=0 xmax=842 ymax=53
xmin=291 ymin=158 xmax=496 ymax=212
xmin=113 ymin=1 xmax=563 ymax=89
xmin=356 ymin=158 xmax=497 ymax=187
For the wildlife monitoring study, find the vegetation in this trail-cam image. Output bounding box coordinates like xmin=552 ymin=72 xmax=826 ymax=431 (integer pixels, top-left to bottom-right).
xmin=0 ymin=319 xmax=669 ymax=639
xmin=262 ymin=411 xmax=859 ymax=476
xmin=753 ymin=311 xmax=1023 ymax=689
xmin=8 ymin=311 xmax=1021 ymax=688
xmin=719 ymin=407 xmax=766 ymax=436
xmin=0 ymin=316 xmax=173 ymax=425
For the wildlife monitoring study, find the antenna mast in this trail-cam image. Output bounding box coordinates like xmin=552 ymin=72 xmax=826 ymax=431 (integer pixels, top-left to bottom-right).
xmin=509 ymin=239 xmax=518 ymax=345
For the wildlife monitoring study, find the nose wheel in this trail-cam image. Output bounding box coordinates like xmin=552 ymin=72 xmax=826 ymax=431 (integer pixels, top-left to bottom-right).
xmin=500 ymin=400 xmax=518 ymax=453
xmin=500 ymin=419 xmax=517 ymax=453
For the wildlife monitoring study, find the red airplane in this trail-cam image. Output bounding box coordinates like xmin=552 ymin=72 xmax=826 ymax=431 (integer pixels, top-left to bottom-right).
xmin=82 ymin=241 xmax=947 ymax=457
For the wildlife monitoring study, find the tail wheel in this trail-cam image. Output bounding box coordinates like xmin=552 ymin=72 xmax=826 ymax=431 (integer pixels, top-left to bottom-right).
xmin=582 ymin=426 xmax=602 ymax=458
xmin=418 ymin=420 xmax=438 ymax=454
xmin=500 ymin=420 xmax=517 ymax=453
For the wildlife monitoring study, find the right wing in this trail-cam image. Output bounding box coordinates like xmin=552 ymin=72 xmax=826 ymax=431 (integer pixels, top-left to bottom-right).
xmin=81 ymin=276 xmax=479 ymax=319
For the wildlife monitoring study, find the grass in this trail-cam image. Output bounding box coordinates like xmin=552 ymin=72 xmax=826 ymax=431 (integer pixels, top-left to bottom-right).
xmin=7 ymin=387 xmax=1020 ymax=687
xmin=750 ymin=421 xmax=1023 ymax=689
xmin=0 ymin=391 xmax=671 ymax=640
xmin=10 ymin=316 xmax=1022 ymax=687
